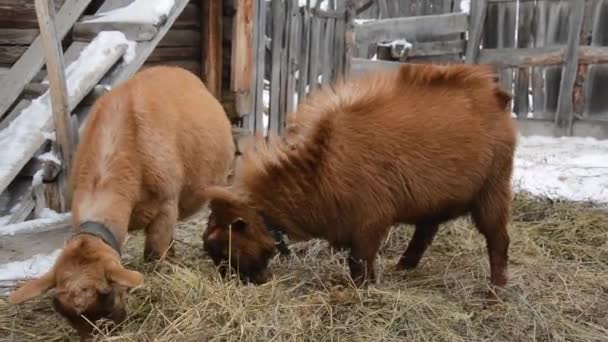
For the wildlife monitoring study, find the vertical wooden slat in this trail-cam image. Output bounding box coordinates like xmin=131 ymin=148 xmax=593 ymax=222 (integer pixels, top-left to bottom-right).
xmin=543 ymin=1 xmax=572 ymax=117
xmin=572 ymin=0 xmax=596 ymax=118
xmin=298 ymin=5 xmax=311 ymax=100
xmin=308 ymin=14 xmax=322 ymax=91
xmin=532 ymin=0 xmax=548 ymax=117
xmin=201 ymin=0 xmax=223 ymax=97
xmin=465 ymin=0 xmax=487 ymax=64
xmin=253 ymin=0 xmax=267 ymax=133
xmin=35 ymin=0 xmax=75 ymax=212
xmin=585 ymin=0 xmax=608 ymax=118
xmin=334 ymin=14 xmax=346 ymax=82
xmin=514 ymin=0 xmax=535 ymax=118
xmin=232 ymin=0 xmax=255 ymax=124
xmin=284 ymin=0 xmax=300 ymax=129
xmin=555 ymin=0 xmax=585 ymax=136
xmin=344 ymin=0 xmax=355 ymax=76
xmin=269 ymin=0 xmax=285 ymax=134
xmin=321 ymin=18 xmax=335 ymax=86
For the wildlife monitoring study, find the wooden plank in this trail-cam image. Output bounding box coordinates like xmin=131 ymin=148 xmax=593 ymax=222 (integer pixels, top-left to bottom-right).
xmin=146 ymin=46 xmax=200 ymax=62
xmin=0 ymin=0 xmax=65 ymax=29
xmin=173 ymin=3 xmax=201 ymax=29
xmin=321 ymin=18 xmax=335 ymax=86
xmin=410 ymin=39 xmax=465 ymax=57
xmin=35 ymin=0 xmax=76 ymax=212
xmin=585 ymin=0 xmax=608 ymax=119
xmin=298 ymin=5 xmax=311 ymax=100
xmin=513 ymin=0 xmax=535 ymax=118
xmin=285 ymin=3 xmax=300 ymax=117
xmin=478 ymin=46 xmax=608 ymax=67
xmin=543 ymin=1 xmax=572 ymax=117
xmin=532 ymin=0 xmax=548 ymax=118
xmin=73 ymin=21 xmax=158 ymax=41
xmin=0 ymin=46 xmax=27 ymax=64
xmin=465 ymin=0 xmax=488 ymax=63
xmin=158 ymin=29 xmax=200 ymax=47
xmin=201 ymin=0 xmax=223 ymax=96
xmin=334 ymin=15 xmax=346 ymax=82
xmin=0 ymin=29 xmax=39 ymax=45
xmin=231 ymin=0 xmax=254 ymax=93
xmin=351 ymin=57 xmax=402 ymax=76
xmin=308 ymin=15 xmax=322 ymax=91
xmin=0 ymin=0 xmax=93 ymax=119
xmin=354 ymin=12 xmax=468 ymax=45
xmin=269 ymin=0 xmax=285 ymax=134
xmin=554 ymin=0 xmax=585 ymax=136
xmin=253 ymin=0 xmax=267 ymax=133
xmin=0 ymin=41 xmax=127 ymax=196
xmin=344 ymin=0 xmax=355 ymax=76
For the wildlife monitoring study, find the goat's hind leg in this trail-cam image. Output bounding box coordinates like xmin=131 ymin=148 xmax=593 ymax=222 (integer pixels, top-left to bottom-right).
xmin=394 ymin=222 xmax=439 ymax=271
xmin=144 ymin=200 xmax=179 ymax=262
xmin=472 ymin=181 xmax=511 ymax=302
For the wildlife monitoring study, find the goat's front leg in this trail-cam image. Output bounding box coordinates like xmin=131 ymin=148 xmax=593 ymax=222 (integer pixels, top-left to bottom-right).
xmin=348 ymin=230 xmax=383 ymax=287
xmin=144 ymin=200 xmax=178 ymax=262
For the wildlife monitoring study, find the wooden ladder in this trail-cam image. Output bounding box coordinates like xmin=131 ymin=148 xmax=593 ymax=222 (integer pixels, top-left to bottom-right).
xmin=0 ymin=0 xmax=189 ymax=225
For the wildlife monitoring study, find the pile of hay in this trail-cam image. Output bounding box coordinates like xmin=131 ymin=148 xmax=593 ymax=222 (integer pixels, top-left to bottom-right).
xmin=1 ymin=193 xmax=607 ymax=341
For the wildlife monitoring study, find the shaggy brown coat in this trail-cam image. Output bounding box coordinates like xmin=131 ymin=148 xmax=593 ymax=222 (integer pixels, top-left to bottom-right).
xmin=8 ymin=66 xmax=235 ymax=340
xmin=203 ymin=63 xmax=516 ymax=297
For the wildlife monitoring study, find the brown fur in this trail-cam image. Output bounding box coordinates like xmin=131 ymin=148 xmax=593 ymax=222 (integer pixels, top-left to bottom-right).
xmin=203 ymin=63 xmax=516 ymax=298
xmin=8 ymin=66 xmax=235 ymax=340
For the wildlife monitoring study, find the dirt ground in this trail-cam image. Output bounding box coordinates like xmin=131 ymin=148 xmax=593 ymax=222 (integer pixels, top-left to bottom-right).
xmin=1 ymin=194 xmax=607 ymax=341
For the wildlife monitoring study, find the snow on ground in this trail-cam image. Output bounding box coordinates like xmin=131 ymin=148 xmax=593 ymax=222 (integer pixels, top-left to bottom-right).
xmin=0 ymin=31 xmax=134 ymax=194
xmin=85 ymin=0 xmax=175 ymax=25
xmin=513 ymin=135 xmax=608 ymax=203
xmin=0 ymin=249 xmax=61 ymax=282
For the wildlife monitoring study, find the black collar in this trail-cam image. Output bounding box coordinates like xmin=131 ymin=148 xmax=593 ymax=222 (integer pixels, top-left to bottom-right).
xmin=258 ymin=211 xmax=291 ymax=257
xmin=74 ymin=221 xmax=121 ymax=256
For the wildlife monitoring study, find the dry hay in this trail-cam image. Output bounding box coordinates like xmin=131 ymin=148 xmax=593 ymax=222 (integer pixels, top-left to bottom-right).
xmin=1 ymin=193 xmax=607 ymax=341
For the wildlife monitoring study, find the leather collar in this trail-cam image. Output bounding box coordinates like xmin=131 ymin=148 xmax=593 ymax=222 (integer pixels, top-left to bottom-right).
xmin=74 ymin=221 xmax=121 ymax=256
xmin=258 ymin=211 xmax=291 ymax=256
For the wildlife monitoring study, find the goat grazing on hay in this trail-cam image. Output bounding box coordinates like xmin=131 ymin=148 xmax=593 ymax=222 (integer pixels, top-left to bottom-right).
xmin=202 ymin=63 xmax=517 ymax=300
xmin=8 ymin=66 xmax=235 ymax=340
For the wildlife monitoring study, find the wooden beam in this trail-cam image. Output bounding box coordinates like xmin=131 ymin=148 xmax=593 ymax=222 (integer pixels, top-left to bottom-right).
xmin=478 ymin=46 xmax=608 ymax=67
xmin=555 ymin=0 xmax=585 ymax=136
xmin=354 ymin=12 xmax=468 ymax=45
xmin=0 ymin=0 xmax=65 ymax=29
xmin=73 ymin=21 xmax=158 ymax=41
xmin=201 ymin=0 xmax=223 ymax=97
xmin=0 ymin=46 xmax=28 ymax=64
xmin=0 ymin=0 xmax=93 ymax=119
xmin=0 ymin=29 xmax=39 ymax=45
xmin=231 ymin=0 xmax=254 ymax=93
xmin=35 ymin=0 xmax=76 ymax=212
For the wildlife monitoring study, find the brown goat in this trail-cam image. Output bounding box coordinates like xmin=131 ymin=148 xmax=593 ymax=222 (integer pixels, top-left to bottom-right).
xmin=202 ymin=63 xmax=516 ymax=298
xmin=8 ymin=66 xmax=235 ymax=340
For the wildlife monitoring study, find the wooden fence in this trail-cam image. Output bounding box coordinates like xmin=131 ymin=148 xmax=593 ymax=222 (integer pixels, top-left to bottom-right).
xmin=235 ymin=0 xmax=608 ymax=138
xmin=239 ymin=0 xmax=349 ymax=136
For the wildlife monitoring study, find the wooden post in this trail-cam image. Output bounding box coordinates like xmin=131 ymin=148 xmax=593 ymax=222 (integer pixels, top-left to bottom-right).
xmin=555 ymin=0 xmax=585 ymax=137
xmin=201 ymin=0 xmax=223 ymax=97
xmin=35 ymin=0 xmax=76 ymax=212
xmin=344 ymin=0 xmax=356 ymax=77
xmin=231 ymin=0 xmax=255 ymax=129
xmin=464 ymin=0 xmax=487 ymax=64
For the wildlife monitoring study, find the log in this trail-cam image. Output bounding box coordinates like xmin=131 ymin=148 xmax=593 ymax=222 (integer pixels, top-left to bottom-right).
xmin=35 ymin=0 xmax=76 ymax=212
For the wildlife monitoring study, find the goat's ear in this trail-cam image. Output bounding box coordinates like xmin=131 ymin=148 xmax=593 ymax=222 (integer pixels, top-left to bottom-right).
xmin=8 ymin=270 xmax=56 ymax=304
xmin=204 ymin=186 xmax=243 ymax=212
xmin=106 ymin=263 xmax=144 ymax=289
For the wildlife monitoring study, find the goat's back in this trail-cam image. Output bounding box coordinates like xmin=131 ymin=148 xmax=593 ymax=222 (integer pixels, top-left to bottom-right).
xmin=289 ymin=64 xmax=516 ymax=225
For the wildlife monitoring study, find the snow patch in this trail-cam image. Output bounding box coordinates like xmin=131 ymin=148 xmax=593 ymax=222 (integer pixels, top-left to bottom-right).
xmin=85 ymin=0 xmax=175 ymax=25
xmin=32 ymin=168 xmax=44 ymax=187
xmin=378 ymin=39 xmax=413 ymax=50
xmin=0 ymin=249 xmax=61 ymax=282
xmin=513 ymin=135 xmax=608 ymax=203
xmin=460 ymin=0 xmax=470 ymax=14
xmin=298 ymin=0 xmax=328 ymax=10
xmin=38 ymin=151 xmax=61 ymax=165
xmin=354 ymin=19 xmax=375 ymax=25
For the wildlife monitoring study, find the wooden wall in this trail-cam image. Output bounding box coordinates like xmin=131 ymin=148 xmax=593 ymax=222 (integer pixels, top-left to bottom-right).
xmin=0 ymin=0 xmax=236 ymax=112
